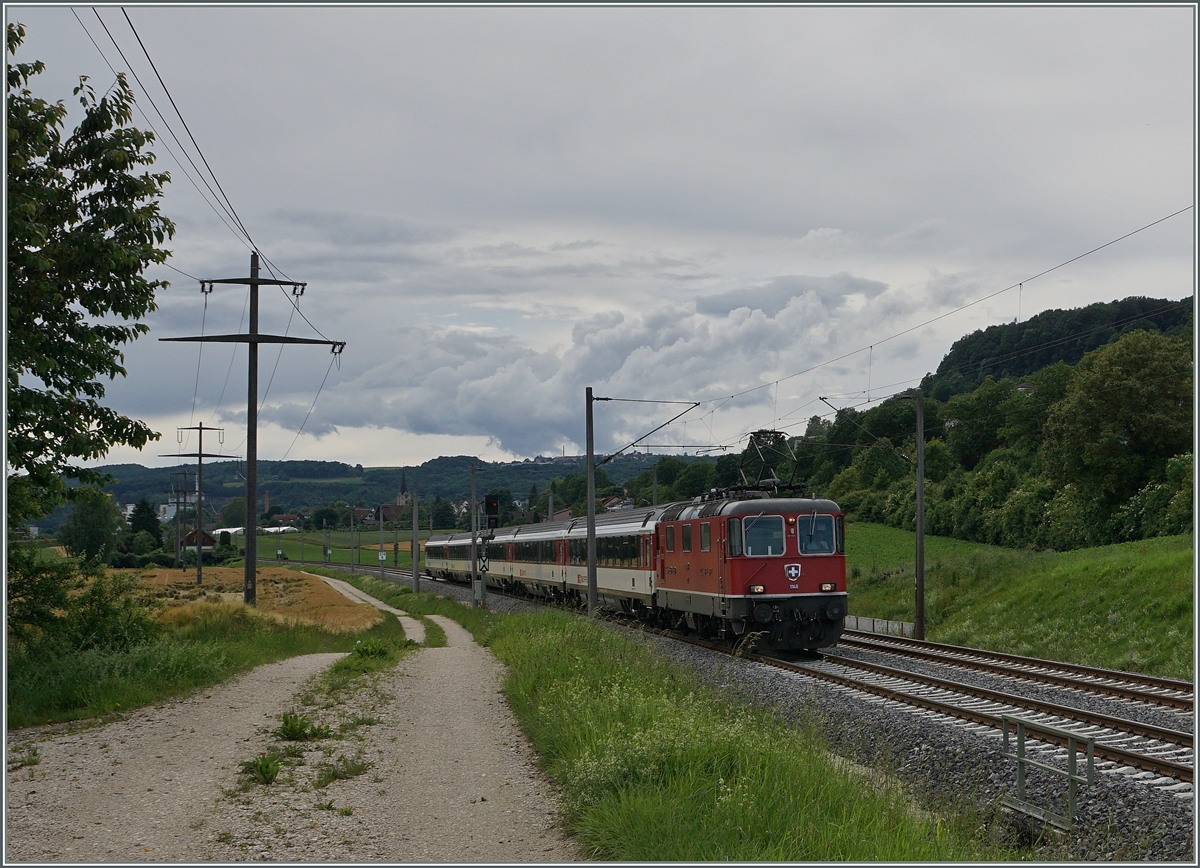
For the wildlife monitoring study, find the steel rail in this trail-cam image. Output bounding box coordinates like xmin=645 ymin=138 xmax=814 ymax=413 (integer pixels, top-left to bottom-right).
xmin=820 ymin=653 xmax=1193 ymax=748
xmin=742 ymin=647 xmax=1194 ymax=783
xmin=839 ymin=633 xmax=1193 ymax=711
xmin=843 ymin=630 xmax=1194 ymax=693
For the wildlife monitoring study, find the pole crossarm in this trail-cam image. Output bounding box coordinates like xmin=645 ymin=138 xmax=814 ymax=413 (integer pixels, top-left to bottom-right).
xmin=160 ymin=335 xmax=344 ymax=350
xmin=201 ymin=277 xmax=302 ymax=287
xmin=159 ymin=452 xmax=236 ymax=459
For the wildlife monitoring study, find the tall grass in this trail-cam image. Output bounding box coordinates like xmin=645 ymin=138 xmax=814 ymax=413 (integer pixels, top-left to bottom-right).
xmin=847 ymin=523 xmax=1193 ymax=678
xmin=6 ymin=601 xmax=406 ymax=729
xmin=486 ymin=610 xmax=1009 ymax=861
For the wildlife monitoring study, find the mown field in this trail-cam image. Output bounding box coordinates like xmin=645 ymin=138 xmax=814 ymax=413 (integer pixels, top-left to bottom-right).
xmin=846 ymin=523 xmax=1194 ymax=679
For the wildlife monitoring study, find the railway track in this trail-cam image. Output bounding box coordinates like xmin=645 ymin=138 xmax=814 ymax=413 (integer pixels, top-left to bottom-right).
xmin=647 ymin=629 xmax=1194 ymax=784
xmin=839 ymin=630 xmax=1194 ymax=712
xmin=303 ymin=563 xmax=1195 ymax=784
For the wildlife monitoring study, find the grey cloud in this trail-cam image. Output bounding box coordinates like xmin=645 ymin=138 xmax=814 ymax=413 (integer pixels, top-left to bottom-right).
xmin=696 ymin=273 xmax=889 ymax=318
xmin=274 ymin=210 xmax=457 ymax=248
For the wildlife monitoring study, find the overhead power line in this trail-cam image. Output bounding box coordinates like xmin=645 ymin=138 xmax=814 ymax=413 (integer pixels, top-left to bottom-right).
xmin=120 ymin=7 xmax=257 ymax=249
xmin=697 ymin=206 xmax=1194 ymax=412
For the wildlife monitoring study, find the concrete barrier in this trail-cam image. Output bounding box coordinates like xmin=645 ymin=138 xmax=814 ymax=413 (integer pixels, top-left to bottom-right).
xmin=844 ymin=614 xmax=914 ymax=638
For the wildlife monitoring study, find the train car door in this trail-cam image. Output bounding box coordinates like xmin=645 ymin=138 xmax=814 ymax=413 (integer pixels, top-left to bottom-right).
xmin=716 ymin=521 xmax=727 ymax=617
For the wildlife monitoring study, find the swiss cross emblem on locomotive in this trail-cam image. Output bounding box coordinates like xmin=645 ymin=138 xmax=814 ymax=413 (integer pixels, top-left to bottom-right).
xmin=784 ymin=563 xmax=802 ymax=580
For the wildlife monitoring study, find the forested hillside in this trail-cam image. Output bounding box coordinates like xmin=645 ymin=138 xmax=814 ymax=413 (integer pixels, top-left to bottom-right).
xmin=922 ymin=296 xmax=1190 ymax=401
xmin=792 ymin=323 xmax=1192 ymax=550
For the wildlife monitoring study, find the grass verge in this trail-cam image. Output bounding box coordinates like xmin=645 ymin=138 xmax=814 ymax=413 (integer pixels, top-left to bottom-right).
xmin=847 ymin=524 xmax=1193 ymax=678
xmin=6 ymin=602 xmax=407 ymax=729
xmin=419 ymin=598 xmax=1013 ymax=861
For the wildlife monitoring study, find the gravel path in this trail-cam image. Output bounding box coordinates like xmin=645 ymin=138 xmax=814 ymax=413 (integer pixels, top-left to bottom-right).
xmin=5 ymin=593 xmax=580 ymax=863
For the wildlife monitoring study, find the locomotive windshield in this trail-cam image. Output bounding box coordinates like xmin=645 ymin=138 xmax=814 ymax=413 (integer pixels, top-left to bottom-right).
xmin=798 ymin=514 xmax=835 ymax=554
xmin=743 ymin=515 xmax=785 ymax=557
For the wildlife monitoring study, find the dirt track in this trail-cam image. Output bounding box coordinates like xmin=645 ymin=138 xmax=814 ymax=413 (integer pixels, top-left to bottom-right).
xmin=5 ymin=584 xmax=580 ymax=862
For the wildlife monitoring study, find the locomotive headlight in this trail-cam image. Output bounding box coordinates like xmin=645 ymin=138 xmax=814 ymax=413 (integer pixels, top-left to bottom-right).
xmin=820 ymin=582 xmax=836 ymax=592
xmin=749 ymin=584 xmax=765 ymax=594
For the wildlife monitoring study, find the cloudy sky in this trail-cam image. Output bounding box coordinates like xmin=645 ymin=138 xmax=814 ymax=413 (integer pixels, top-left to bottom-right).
xmin=9 ymin=5 xmax=1195 ymax=468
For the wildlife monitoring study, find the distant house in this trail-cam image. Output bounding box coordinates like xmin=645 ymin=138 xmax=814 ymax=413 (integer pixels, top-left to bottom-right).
xmin=353 ymin=507 xmax=376 ymax=524
xmin=551 ymin=508 xmax=572 ymax=522
xmin=181 ymin=529 xmax=215 ymax=552
xmin=269 ymin=513 xmax=302 ymax=526
xmin=378 ymin=504 xmax=407 ymax=523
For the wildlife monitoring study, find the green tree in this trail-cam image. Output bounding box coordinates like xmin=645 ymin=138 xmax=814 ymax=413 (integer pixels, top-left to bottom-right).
xmin=219 ymin=497 xmax=247 ymax=527
xmin=673 ymin=461 xmax=715 ymax=499
xmin=57 ymin=492 xmax=124 ymax=563
xmin=1041 ymin=330 xmax=1192 ymax=510
xmin=128 ymin=497 xmax=162 ymax=547
xmin=431 ymin=496 xmax=456 ymax=529
xmin=6 ymin=24 xmax=174 ymax=527
xmin=943 ymin=377 xmax=1014 ymax=471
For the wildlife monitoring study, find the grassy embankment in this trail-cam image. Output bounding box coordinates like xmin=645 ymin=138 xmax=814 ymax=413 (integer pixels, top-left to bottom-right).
xmin=5 ymin=568 xmax=413 ymax=730
xmin=846 ymin=523 xmax=1193 ymax=679
xmin=316 ymin=568 xmax=1013 ymax=861
xmin=225 ymin=528 xmax=452 ymax=570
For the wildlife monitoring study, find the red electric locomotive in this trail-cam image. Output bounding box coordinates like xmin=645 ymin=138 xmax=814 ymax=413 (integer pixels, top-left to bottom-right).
xmin=425 ymin=490 xmax=847 ymax=652
xmin=651 ymin=493 xmax=846 ymax=651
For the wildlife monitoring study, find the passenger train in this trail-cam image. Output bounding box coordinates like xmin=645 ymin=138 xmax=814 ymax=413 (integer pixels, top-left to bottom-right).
xmin=425 ymin=490 xmax=846 ymax=652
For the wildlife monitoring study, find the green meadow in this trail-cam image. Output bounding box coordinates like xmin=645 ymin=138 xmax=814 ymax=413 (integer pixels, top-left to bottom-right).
xmin=846 ymin=523 xmax=1193 ymax=679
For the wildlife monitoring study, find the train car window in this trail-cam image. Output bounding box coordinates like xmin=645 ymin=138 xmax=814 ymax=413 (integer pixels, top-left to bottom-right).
xmin=744 ymin=515 xmax=784 ymax=556
xmin=570 ymin=538 xmax=585 ymax=565
xmin=700 ymin=522 xmax=711 ymax=552
xmin=665 ymin=526 xmax=675 ymax=552
xmin=681 ymin=524 xmax=692 ymax=553
xmin=836 ymin=515 xmax=845 ymax=554
xmin=727 ymin=518 xmax=742 ymax=557
xmin=798 ymin=515 xmax=835 ymax=554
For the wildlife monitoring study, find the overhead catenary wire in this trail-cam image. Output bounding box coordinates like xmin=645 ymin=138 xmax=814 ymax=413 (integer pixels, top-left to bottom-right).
xmin=696 ymin=209 xmax=1193 ymax=453
xmin=694 ymin=206 xmax=1193 ymax=414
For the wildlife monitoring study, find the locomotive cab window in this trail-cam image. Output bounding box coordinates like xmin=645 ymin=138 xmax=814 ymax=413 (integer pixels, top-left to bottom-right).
xmin=798 ymin=514 xmax=836 ymax=554
xmin=743 ymin=515 xmax=785 ymax=557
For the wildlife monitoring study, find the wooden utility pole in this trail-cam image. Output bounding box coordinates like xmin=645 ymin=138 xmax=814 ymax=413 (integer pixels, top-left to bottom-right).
xmin=585 ymin=387 xmax=610 ymax=616
xmin=411 ymin=489 xmax=420 ymax=593
xmin=378 ymin=504 xmax=386 ymax=582
xmin=161 ymin=423 xmax=226 ymax=585
xmin=470 ymin=464 xmax=481 ymax=607
xmin=162 ymin=252 xmax=344 ymax=604
xmin=914 ymin=390 xmax=926 ymax=641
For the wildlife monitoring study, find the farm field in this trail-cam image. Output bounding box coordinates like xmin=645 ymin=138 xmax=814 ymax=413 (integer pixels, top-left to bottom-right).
xmin=137 ymin=566 xmax=383 ymax=632
xmin=219 ymin=528 xmax=456 ymax=569
xmin=846 ymin=523 xmax=1193 ymax=679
